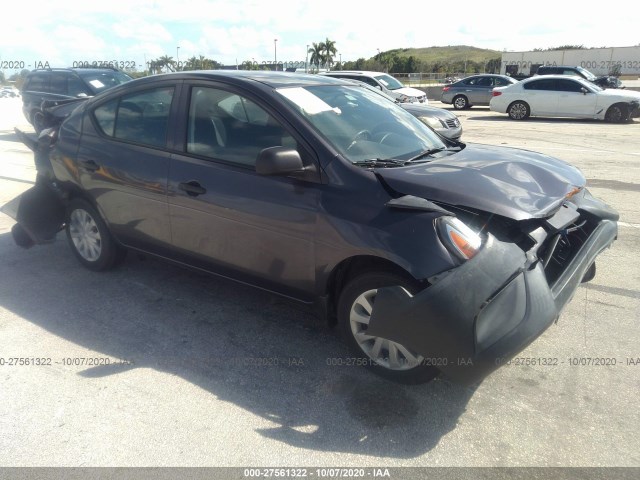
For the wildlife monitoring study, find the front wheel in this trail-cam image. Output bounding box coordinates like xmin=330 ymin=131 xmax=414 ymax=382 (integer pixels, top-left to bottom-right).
xmin=65 ymin=198 xmax=125 ymax=271
xmin=337 ymin=272 xmax=439 ymax=384
xmin=605 ymin=103 xmax=629 ymax=123
xmin=507 ymin=101 xmax=530 ymax=120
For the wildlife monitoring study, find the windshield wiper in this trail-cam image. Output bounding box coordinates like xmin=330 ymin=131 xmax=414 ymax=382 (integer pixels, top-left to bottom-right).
xmin=352 ymin=158 xmax=407 ymax=168
xmin=406 ymin=146 xmax=462 ymax=163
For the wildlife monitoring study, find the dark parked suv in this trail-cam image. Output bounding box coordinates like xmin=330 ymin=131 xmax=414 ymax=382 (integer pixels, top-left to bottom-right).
xmin=536 ymin=65 xmax=624 ymax=89
xmin=21 ymin=68 xmax=132 ymax=132
xmin=3 ymin=71 xmax=618 ymax=385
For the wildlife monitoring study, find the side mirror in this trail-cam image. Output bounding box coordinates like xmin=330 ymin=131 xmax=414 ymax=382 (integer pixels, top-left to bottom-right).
xmin=581 ymin=87 xmax=589 ymax=95
xmin=256 ymin=146 xmax=304 ymax=176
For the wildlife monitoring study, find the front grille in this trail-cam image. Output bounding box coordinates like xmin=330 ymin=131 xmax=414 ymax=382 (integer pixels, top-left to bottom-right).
xmin=445 ymin=118 xmax=460 ymax=128
xmin=539 ymin=214 xmax=597 ymax=285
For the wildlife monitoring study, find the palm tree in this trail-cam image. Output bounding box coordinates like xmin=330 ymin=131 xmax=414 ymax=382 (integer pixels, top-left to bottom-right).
xmin=321 ymin=38 xmax=337 ymax=71
xmin=308 ymin=43 xmax=324 ymax=72
xmin=157 ymin=55 xmax=175 ymax=73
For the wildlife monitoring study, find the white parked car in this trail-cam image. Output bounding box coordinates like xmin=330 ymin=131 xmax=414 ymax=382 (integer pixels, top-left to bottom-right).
xmin=490 ymin=75 xmax=640 ymax=122
xmin=320 ymin=71 xmax=428 ymax=103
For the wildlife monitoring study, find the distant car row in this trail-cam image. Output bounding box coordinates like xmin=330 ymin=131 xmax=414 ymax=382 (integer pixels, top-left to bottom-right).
xmin=440 ymin=73 xmax=639 ymax=123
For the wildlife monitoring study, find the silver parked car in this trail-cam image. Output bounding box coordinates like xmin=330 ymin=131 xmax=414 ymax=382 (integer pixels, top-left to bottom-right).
xmin=345 ymin=79 xmax=462 ymax=140
xmin=441 ymin=74 xmax=517 ymax=109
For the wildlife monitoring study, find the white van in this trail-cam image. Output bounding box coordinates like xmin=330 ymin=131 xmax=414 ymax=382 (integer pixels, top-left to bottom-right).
xmin=320 ymin=71 xmax=428 ymax=103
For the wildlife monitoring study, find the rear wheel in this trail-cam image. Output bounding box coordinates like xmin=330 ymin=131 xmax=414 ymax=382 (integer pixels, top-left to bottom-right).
xmin=337 ymin=272 xmax=439 ymax=384
xmin=65 ymin=198 xmax=125 ymax=271
xmin=452 ymin=95 xmax=469 ymax=110
xmin=605 ymin=103 xmax=628 ymax=123
xmin=507 ymin=101 xmax=530 ymax=120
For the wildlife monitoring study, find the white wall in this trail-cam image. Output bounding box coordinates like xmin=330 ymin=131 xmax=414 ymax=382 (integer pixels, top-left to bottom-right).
xmin=501 ymin=47 xmax=640 ymax=76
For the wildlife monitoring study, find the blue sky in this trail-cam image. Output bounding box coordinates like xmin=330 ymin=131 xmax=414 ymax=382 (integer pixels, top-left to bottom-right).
xmin=1 ymin=0 xmax=638 ymax=72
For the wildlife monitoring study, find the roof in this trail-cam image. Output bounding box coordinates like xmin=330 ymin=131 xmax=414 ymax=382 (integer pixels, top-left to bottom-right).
xmin=120 ymin=70 xmax=347 ymax=89
xmin=321 ymin=71 xmax=387 ymax=77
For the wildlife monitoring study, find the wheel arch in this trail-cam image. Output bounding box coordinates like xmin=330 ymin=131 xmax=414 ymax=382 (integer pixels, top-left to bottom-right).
xmin=323 ymin=255 xmax=425 ymax=326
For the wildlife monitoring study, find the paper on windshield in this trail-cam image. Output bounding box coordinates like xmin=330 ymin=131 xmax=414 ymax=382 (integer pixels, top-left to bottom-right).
xmin=89 ymin=79 xmax=105 ymax=89
xmin=278 ymin=87 xmax=339 ymax=115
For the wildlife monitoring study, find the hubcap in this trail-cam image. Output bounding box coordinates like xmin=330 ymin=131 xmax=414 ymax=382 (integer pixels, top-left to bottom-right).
xmin=69 ymin=209 xmax=102 ymax=262
xmin=350 ymin=289 xmax=424 ymax=370
xmin=510 ymin=103 xmax=527 ymax=119
xmin=454 ymin=97 xmax=466 ymax=109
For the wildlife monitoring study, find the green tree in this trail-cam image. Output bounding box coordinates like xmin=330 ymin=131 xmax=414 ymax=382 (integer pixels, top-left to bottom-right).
xmin=308 ymin=43 xmax=324 ymax=72
xmin=320 ymin=38 xmax=337 ymax=70
xmin=183 ymin=56 xmax=220 ymax=70
xmin=156 ymin=55 xmax=176 ymax=73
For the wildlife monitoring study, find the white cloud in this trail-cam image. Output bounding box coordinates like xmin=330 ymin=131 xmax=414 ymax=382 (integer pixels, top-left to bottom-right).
xmin=2 ymin=0 xmax=639 ymax=70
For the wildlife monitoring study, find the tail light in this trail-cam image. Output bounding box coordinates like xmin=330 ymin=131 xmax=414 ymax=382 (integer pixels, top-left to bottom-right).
xmin=442 ymin=86 xmax=450 ymax=92
xmin=492 ymin=91 xmax=502 ymax=97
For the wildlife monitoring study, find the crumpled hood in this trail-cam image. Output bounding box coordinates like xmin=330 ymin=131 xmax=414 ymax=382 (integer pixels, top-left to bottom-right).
xmin=376 ymin=144 xmax=586 ymax=221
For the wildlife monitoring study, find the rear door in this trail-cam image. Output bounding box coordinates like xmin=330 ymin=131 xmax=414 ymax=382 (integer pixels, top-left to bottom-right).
xmin=167 ymin=82 xmax=321 ymax=299
xmin=77 ymin=82 xmax=178 ymax=253
xmin=522 ymin=78 xmax=560 ymax=115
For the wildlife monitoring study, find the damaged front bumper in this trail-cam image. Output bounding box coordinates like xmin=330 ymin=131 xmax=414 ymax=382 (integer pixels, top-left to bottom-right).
xmin=366 ymin=192 xmax=619 ymax=385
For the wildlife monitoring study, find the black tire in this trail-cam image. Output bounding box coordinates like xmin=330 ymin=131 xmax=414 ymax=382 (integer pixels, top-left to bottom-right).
xmin=337 ymin=271 xmax=439 ymax=384
xmin=65 ymin=198 xmax=126 ymax=271
xmin=605 ymin=103 xmax=628 ymax=123
xmin=452 ymin=95 xmax=469 ymax=110
xmin=507 ymin=101 xmax=530 ymax=120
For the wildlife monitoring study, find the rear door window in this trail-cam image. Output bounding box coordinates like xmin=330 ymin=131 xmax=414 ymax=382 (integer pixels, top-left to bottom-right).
xmin=524 ymin=79 xmax=557 ymax=91
xmin=93 ymin=87 xmax=174 ymax=148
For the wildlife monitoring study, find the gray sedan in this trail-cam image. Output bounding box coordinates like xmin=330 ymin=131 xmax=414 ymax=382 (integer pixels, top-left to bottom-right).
xmin=441 ymin=74 xmax=517 ymax=109
xmin=401 ymin=102 xmax=462 ymax=140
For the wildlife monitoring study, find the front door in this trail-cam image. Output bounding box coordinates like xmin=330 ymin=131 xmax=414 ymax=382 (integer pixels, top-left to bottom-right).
xmin=167 ymin=84 xmax=320 ymax=299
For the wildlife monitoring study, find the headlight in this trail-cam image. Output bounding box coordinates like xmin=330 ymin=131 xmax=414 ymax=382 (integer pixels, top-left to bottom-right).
xmin=437 ymin=217 xmax=482 ymax=260
xmin=419 ymin=116 xmax=444 ymax=129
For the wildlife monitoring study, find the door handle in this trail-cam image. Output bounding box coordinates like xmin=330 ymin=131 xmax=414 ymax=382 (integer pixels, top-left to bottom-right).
xmin=79 ymin=159 xmax=100 ymax=172
xmin=179 ymin=181 xmax=207 ymax=197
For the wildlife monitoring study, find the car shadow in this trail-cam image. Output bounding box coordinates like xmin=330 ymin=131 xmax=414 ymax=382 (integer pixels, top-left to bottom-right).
xmin=0 ymin=129 xmax=24 ymax=143
xmin=466 ymin=116 xmax=638 ymax=125
xmin=0 ymin=231 xmax=477 ymax=458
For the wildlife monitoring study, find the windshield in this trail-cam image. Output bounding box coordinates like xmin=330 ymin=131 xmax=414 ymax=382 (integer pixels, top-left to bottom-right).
xmin=277 ymin=85 xmax=448 ymax=164
xmin=373 ymin=74 xmax=405 ymax=91
xmin=576 ymin=66 xmax=597 ymax=81
xmin=577 ymin=77 xmax=602 ymax=92
xmin=78 ymin=71 xmax=132 ymax=93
